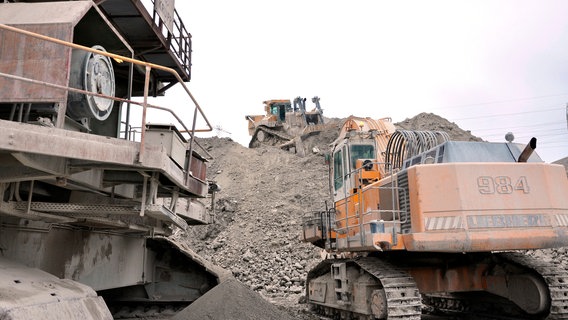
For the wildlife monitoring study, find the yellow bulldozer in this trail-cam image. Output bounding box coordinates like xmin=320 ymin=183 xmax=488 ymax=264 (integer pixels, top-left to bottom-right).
xmin=245 ymin=96 xmax=328 ymax=156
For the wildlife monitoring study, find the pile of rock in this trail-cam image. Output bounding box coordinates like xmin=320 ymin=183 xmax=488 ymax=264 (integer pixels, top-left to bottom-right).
xmin=182 ymin=138 xmax=330 ymax=304
xmin=172 ymin=279 xmax=297 ymax=320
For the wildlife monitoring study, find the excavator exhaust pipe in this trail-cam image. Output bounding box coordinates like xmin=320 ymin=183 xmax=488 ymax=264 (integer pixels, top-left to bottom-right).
xmin=518 ymin=137 xmax=537 ymax=162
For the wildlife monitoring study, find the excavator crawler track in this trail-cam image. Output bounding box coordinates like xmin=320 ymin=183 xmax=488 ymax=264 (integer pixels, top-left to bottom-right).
xmin=423 ymin=252 xmax=568 ymax=319
xmin=501 ymin=252 xmax=568 ymax=319
xmin=308 ymin=257 xmax=422 ymax=319
xmin=356 ymin=257 xmax=422 ymax=320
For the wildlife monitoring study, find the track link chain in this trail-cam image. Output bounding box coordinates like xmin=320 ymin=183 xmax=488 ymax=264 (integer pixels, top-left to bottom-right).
xmin=249 ymin=126 xmax=293 ymax=148
xmin=356 ymin=257 xmax=422 ymax=320
xmin=423 ymin=253 xmax=568 ymax=319
xmin=501 ymin=252 xmax=568 ymax=319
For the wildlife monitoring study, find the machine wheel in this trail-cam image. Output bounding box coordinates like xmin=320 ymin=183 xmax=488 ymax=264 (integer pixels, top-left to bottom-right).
xmin=256 ymin=129 xmax=266 ymax=142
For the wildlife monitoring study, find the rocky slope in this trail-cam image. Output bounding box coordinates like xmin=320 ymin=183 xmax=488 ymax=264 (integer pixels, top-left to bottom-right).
xmin=181 ymin=138 xmax=331 ymax=318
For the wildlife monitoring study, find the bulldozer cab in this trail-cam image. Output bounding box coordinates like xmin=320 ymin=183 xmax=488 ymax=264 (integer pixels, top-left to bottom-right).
xmin=265 ymin=100 xmax=291 ymax=123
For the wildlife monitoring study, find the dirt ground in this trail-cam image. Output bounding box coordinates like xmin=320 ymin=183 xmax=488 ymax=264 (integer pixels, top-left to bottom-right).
xmin=175 ymin=113 xmax=567 ymax=319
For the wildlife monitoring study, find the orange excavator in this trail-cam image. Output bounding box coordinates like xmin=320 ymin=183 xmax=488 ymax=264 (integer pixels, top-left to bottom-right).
xmin=302 ymin=116 xmax=568 ymax=319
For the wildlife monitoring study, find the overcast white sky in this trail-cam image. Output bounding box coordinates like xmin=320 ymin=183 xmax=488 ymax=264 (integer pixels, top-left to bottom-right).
xmin=149 ymin=0 xmax=568 ymax=163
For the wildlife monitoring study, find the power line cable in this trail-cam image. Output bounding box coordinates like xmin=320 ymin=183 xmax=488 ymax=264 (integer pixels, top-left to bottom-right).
xmin=470 ymin=121 xmax=563 ymax=133
xmin=479 ymin=129 xmax=565 ymax=137
xmin=452 ymin=107 xmax=562 ymax=121
xmin=430 ymin=93 xmax=568 ymax=111
xmin=483 ymin=128 xmax=566 ymax=138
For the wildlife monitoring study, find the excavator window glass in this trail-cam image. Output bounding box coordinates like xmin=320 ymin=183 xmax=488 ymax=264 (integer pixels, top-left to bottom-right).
xmin=333 ymin=149 xmax=343 ymax=190
xmin=350 ymin=145 xmax=375 ymax=169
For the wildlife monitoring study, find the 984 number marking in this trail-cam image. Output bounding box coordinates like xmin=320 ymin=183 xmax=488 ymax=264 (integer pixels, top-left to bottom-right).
xmin=477 ymin=176 xmax=530 ymax=194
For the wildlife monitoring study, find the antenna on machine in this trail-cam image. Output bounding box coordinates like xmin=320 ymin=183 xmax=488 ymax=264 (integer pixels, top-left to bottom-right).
xmin=215 ymin=125 xmax=232 ymax=137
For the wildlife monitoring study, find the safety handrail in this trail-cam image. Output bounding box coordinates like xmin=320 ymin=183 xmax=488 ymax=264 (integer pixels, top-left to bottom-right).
xmin=0 ymin=23 xmax=213 ymax=179
xmin=333 ymin=161 xmax=405 ymax=246
xmin=147 ymin=0 xmax=192 ymax=77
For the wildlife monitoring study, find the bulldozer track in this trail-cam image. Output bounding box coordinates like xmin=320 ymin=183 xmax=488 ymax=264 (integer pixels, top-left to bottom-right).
xmin=249 ymin=126 xmax=293 ymax=148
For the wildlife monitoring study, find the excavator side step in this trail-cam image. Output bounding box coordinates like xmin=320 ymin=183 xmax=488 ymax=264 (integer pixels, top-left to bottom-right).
xmin=332 ymin=262 xmax=351 ymax=305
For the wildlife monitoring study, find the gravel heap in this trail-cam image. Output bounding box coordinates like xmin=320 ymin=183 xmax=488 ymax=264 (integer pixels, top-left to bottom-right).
xmin=172 ymin=279 xmax=296 ymax=320
xmin=182 ymin=136 xmax=332 ymax=318
xmin=396 ymin=112 xmax=483 ymax=141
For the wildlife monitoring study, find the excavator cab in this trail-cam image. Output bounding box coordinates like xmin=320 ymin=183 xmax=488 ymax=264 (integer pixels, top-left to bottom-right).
xmin=331 ymin=141 xmax=376 ymax=196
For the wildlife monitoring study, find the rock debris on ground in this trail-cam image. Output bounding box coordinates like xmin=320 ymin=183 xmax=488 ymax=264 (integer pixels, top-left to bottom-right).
xmin=175 ymin=112 xmax=567 ymax=319
xmin=172 ymin=279 xmax=296 ymax=320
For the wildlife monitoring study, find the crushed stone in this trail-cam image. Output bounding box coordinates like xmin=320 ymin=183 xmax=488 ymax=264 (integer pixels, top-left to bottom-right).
xmin=172 ymin=279 xmax=296 ymax=320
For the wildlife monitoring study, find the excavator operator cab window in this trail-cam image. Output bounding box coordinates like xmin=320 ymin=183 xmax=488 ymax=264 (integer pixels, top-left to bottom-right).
xmin=350 ymin=144 xmax=375 ymax=169
xmin=333 ymin=149 xmax=344 ymax=191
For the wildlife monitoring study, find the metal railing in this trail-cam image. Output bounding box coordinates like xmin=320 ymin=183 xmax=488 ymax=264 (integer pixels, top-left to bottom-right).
xmin=332 ymin=161 xmax=407 ymax=248
xmin=0 ymin=23 xmax=212 ymax=179
xmin=147 ymin=0 xmax=192 ymax=77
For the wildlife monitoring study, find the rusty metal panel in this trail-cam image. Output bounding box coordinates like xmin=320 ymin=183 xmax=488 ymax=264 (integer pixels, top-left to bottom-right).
xmin=0 ymin=2 xmax=94 ymax=104
xmin=0 ymin=2 xmax=90 ymax=25
xmin=0 ymin=119 xmax=207 ymax=197
xmin=0 ymin=23 xmax=72 ymax=103
xmin=190 ymin=154 xmax=207 ymax=181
